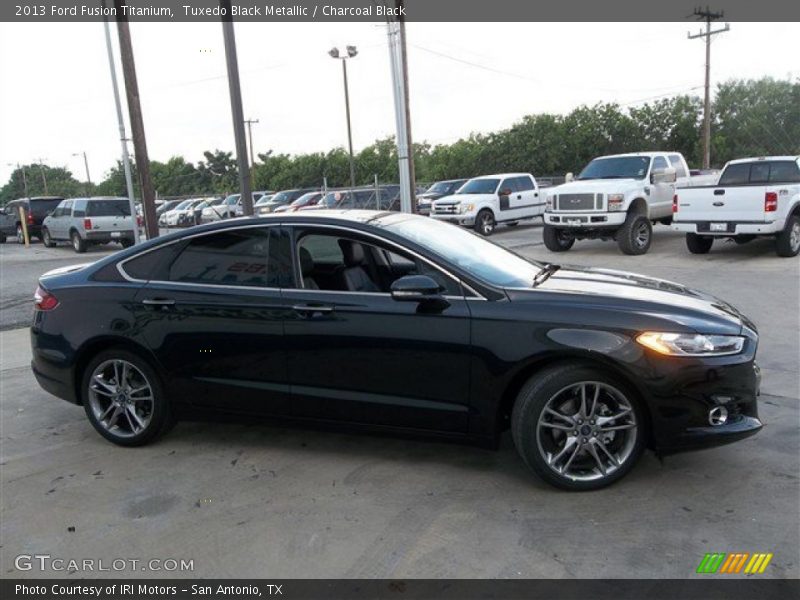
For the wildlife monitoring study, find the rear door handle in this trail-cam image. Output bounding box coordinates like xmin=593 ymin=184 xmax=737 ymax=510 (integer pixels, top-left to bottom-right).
xmin=142 ymin=298 xmax=176 ymax=306
xmin=714 ymin=189 xmax=726 ymax=195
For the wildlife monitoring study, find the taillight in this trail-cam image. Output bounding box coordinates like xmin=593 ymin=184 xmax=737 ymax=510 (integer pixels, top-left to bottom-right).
xmin=765 ymin=192 xmax=778 ymax=212
xmin=83 ymin=218 xmax=92 ymax=230
xmin=34 ymin=285 xmax=59 ymax=311
xmin=26 ymin=212 xmax=34 ymax=225
xmin=672 ymin=194 xmax=678 ymax=213
xmin=137 ymin=215 xmax=143 ymax=227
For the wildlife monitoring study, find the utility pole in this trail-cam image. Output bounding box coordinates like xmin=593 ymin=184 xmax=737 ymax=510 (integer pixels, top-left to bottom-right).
xmin=8 ymin=163 xmax=30 ymax=197
xmin=35 ymin=158 xmax=49 ymax=194
xmin=73 ymin=152 xmax=92 ymax=192
xmin=688 ymin=7 xmax=729 ymax=169
xmin=221 ymin=0 xmax=253 ymax=216
xmin=103 ymin=1 xmax=139 ymax=244
xmin=386 ymin=0 xmax=416 ymax=213
xmin=115 ymin=0 xmax=158 ymax=238
xmin=244 ymin=118 xmax=259 ymax=169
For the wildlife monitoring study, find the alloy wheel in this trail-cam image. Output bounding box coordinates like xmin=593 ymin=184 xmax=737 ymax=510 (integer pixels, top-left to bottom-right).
xmin=536 ymin=381 xmax=638 ymax=482
xmin=87 ymin=359 xmax=154 ymax=438
xmin=634 ymin=221 xmax=650 ymax=249
xmin=480 ymin=213 xmax=494 ymax=235
xmin=791 ymin=221 xmax=800 ymax=253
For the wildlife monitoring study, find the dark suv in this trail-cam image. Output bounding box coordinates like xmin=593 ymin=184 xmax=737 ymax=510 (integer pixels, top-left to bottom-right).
xmin=0 ymin=197 xmax=64 ymax=243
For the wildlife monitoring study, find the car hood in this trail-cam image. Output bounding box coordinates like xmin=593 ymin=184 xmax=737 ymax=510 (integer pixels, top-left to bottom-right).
xmin=550 ymin=179 xmax=643 ymax=195
xmin=506 ymin=265 xmax=753 ymax=336
xmin=433 ymin=193 xmax=494 ymax=205
xmin=418 ymin=192 xmax=442 ymax=201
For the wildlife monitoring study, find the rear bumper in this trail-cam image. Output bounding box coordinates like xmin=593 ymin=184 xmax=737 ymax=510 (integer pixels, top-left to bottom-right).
xmin=85 ymin=231 xmax=135 ymax=243
xmin=672 ymin=221 xmax=778 ymax=236
xmin=544 ymin=212 xmax=627 ymax=227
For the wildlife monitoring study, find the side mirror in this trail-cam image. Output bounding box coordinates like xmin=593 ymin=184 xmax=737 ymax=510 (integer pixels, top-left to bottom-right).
xmin=499 ymin=188 xmax=512 ymax=197
xmin=651 ymin=167 xmax=677 ymax=184
xmin=391 ymin=275 xmax=442 ymax=302
xmin=565 ymin=172 xmax=574 ymax=183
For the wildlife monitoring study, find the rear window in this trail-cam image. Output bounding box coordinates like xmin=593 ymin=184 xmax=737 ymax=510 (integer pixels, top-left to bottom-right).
xmin=719 ymin=161 xmax=800 ymax=185
xmin=86 ymin=200 xmax=131 ymax=217
xmin=29 ymin=198 xmax=63 ymax=216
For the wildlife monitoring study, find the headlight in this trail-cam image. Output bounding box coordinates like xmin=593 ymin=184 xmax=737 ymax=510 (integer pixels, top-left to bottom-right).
xmin=546 ymin=195 xmax=554 ymax=211
xmin=636 ymin=332 xmax=745 ymax=357
xmin=460 ymin=203 xmax=475 ymax=214
xmin=607 ymin=194 xmax=625 ymax=211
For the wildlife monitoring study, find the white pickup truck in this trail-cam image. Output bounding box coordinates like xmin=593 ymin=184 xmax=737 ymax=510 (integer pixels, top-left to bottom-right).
xmin=673 ymin=156 xmax=800 ymax=257
xmin=430 ymin=173 xmax=546 ymax=236
xmin=543 ymin=152 xmax=712 ymax=255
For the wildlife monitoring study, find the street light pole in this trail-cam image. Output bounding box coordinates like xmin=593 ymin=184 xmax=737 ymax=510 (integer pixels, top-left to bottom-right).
xmin=35 ymin=158 xmax=49 ymax=195
xmin=73 ymin=152 xmax=92 ymax=192
xmin=329 ymin=46 xmax=358 ymax=191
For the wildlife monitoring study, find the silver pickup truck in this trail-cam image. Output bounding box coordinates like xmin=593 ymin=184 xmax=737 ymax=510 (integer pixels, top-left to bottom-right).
xmin=42 ymin=197 xmax=137 ymax=253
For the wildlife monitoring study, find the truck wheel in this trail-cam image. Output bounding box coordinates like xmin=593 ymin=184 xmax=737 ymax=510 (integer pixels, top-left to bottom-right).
xmin=543 ymin=225 xmax=575 ymax=252
xmin=617 ymin=214 xmax=652 ymax=255
xmin=71 ymin=230 xmax=87 ymax=254
xmin=42 ymin=228 xmax=55 ymax=248
xmin=474 ymin=209 xmax=496 ymax=236
xmin=776 ymin=215 xmax=800 ymax=257
xmin=686 ymin=233 xmax=713 ymax=254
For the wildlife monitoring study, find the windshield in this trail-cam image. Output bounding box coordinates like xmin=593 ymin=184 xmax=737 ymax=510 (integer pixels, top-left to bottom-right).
xmin=291 ymin=192 xmax=320 ymax=206
xmin=578 ymin=157 xmax=651 ymax=180
xmin=427 ymin=180 xmax=462 ymax=194
xmin=86 ymin=199 xmax=131 ymax=217
xmin=255 ymin=195 xmax=274 ymax=206
xmin=457 ymin=178 xmax=500 ymax=195
xmin=386 ymin=217 xmax=542 ymax=287
xmin=269 ymin=191 xmax=295 ymax=204
xmin=172 ymin=200 xmax=193 ymax=210
xmin=224 ymin=194 xmax=240 ymax=205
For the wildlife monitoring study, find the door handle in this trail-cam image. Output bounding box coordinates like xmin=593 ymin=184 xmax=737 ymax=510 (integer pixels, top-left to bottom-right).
xmin=292 ymin=304 xmax=334 ymax=316
xmin=517 ymin=194 xmax=522 ymax=199
xmin=142 ymin=298 xmax=176 ymax=306
xmin=714 ymin=189 xmax=726 ymax=196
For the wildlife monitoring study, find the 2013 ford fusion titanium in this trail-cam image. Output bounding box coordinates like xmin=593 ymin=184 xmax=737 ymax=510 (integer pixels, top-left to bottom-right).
xmin=30 ymin=211 xmax=762 ymax=490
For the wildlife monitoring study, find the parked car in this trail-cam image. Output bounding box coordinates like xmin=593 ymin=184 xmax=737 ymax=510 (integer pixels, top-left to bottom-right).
xmin=673 ymin=156 xmax=800 ymax=257
xmin=202 ymin=192 xmax=264 ymax=221
xmin=273 ymin=191 xmax=323 ymax=213
xmin=31 ymin=211 xmax=761 ymax=490
xmin=257 ymin=188 xmax=318 ymax=215
xmin=164 ymin=198 xmax=207 ymax=227
xmin=0 ymin=196 xmax=64 ymax=243
xmin=155 ymin=200 xmax=182 ymax=218
xmin=301 ymin=188 xmax=386 ymax=211
xmin=542 ymin=152 xmax=705 ymax=255
xmin=431 ymin=173 xmax=545 ymax=235
xmin=253 ymin=194 xmax=275 ymax=214
xmin=41 ymin=197 xmax=135 ymax=253
xmin=417 ymin=179 xmax=468 ymax=215
xmin=190 ymin=198 xmax=222 ymax=226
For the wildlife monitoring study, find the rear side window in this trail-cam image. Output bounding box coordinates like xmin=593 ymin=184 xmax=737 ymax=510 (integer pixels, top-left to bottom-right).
xmin=668 ymin=155 xmax=688 ymax=178
xmin=719 ymin=161 xmax=800 ymax=185
xmin=166 ymin=228 xmax=283 ymax=288
xmin=121 ymin=244 xmax=181 ymax=281
xmin=72 ymin=200 xmax=88 ymax=217
xmin=513 ymin=176 xmax=534 ymax=191
xmin=652 ymin=156 xmax=668 ymax=171
xmin=87 ymin=200 xmax=131 ymax=217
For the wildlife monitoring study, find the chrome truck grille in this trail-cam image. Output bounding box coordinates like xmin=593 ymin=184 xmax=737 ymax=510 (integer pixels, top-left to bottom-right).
xmin=553 ymin=193 xmax=603 ymax=211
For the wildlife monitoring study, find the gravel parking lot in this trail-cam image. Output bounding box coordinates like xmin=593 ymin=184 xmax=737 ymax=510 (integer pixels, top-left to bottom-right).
xmin=1 ymin=222 xmax=798 ymax=579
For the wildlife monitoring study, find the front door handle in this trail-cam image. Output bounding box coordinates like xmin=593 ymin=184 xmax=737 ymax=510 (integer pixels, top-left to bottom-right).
xmin=142 ymin=298 xmax=176 ymax=306
xmin=714 ymin=189 xmax=726 ymax=196
xmin=292 ymin=304 xmax=334 ymax=316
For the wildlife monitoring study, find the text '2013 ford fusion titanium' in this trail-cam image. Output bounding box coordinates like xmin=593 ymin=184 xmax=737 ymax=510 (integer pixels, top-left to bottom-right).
xmin=30 ymin=211 xmax=761 ymax=490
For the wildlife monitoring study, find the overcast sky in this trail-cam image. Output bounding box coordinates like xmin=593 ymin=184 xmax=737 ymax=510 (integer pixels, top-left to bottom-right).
xmin=0 ymin=22 xmax=797 ymax=186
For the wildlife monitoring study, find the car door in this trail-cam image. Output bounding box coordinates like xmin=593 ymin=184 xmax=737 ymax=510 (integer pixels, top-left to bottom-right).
xmin=649 ymin=156 xmax=675 ymax=217
xmin=281 ymin=225 xmax=472 ymax=433
xmin=132 ymin=225 xmax=295 ymax=415
xmin=512 ymin=175 xmax=543 ymax=217
xmin=67 ymin=199 xmax=87 ymax=240
xmin=50 ymin=200 xmax=72 ymax=239
xmin=0 ymin=203 xmax=16 ymax=235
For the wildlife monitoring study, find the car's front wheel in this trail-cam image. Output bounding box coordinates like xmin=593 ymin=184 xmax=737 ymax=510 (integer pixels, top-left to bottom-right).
xmin=82 ymin=349 xmax=173 ymax=446
xmin=617 ymin=213 xmax=652 ymax=255
xmin=474 ymin=209 xmax=496 ymax=236
xmin=511 ymin=364 xmax=645 ymax=490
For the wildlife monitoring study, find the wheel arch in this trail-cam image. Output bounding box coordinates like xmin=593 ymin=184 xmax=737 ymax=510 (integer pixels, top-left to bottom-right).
xmin=495 ymin=353 xmax=655 ymax=448
xmin=783 ymin=201 xmax=800 ymax=229
xmin=628 ymin=197 xmax=648 ymax=217
xmin=72 ymin=336 xmax=162 ymax=405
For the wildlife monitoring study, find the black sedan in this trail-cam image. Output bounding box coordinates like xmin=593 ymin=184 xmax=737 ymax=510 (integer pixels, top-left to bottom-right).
xmin=30 ymin=211 xmax=762 ymax=490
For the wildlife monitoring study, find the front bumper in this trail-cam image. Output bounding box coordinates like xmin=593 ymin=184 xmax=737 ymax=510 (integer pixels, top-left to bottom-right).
xmin=431 ymin=213 xmax=475 ymax=227
xmin=672 ymin=221 xmax=778 ymax=236
xmin=545 ymin=211 xmax=627 ymax=227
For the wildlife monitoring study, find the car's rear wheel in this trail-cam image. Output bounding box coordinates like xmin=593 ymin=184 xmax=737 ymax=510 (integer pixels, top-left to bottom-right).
xmin=71 ymin=231 xmax=87 ymax=253
xmin=776 ymin=215 xmax=800 ymax=257
xmin=120 ymin=239 xmax=134 ymax=249
xmin=686 ymin=232 xmax=713 ymax=254
xmin=0 ymin=232 xmax=6 ymax=243
xmin=474 ymin=209 xmax=495 ymax=236
xmin=82 ymin=349 xmax=173 ymax=447
xmin=42 ymin=228 xmax=55 ymax=247
xmin=542 ymin=225 xmax=575 ymax=252
xmin=511 ymin=364 xmax=645 ymax=491
xmin=617 ymin=214 xmax=652 ymax=255
xmin=16 ymin=224 xmax=25 ymax=243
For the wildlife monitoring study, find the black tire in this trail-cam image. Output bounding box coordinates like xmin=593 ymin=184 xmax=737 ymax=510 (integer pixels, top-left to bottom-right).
xmin=120 ymin=239 xmax=135 ymax=249
xmin=474 ymin=209 xmax=496 ymax=236
xmin=42 ymin=228 xmax=55 ymax=248
xmin=81 ymin=348 xmax=174 ymax=447
xmin=659 ymin=217 xmax=673 ymax=226
xmin=733 ymin=235 xmax=755 ymax=245
xmin=686 ymin=233 xmax=713 ymax=254
xmin=0 ymin=232 xmax=6 ymax=243
xmin=506 ymin=221 xmax=519 ymax=227
xmin=775 ymin=215 xmax=800 ymax=257
xmin=511 ymin=363 xmax=646 ymax=491
xmin=617 ymin=213 xmax=652 ymax=255
xmin=71 ymin=230 xmax=87 ymax=253
xmin=16 ymin=224 xmax=25 ymax=244
xmin=542 ymin=225 xmax=575 ymax=252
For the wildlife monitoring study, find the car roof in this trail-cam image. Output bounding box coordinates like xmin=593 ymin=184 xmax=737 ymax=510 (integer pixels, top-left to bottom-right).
xmin=596 ymin=152 xmax=675 ymax=159
xmin=469 ymin=173 xmax=531 ymax=180
xmin=726 ymin=155 xmax=800 ymax=165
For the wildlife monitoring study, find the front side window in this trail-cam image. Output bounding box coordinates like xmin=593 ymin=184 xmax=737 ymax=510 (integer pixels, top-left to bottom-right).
xmin=167 ymin=228 xmax=274 ymax=287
